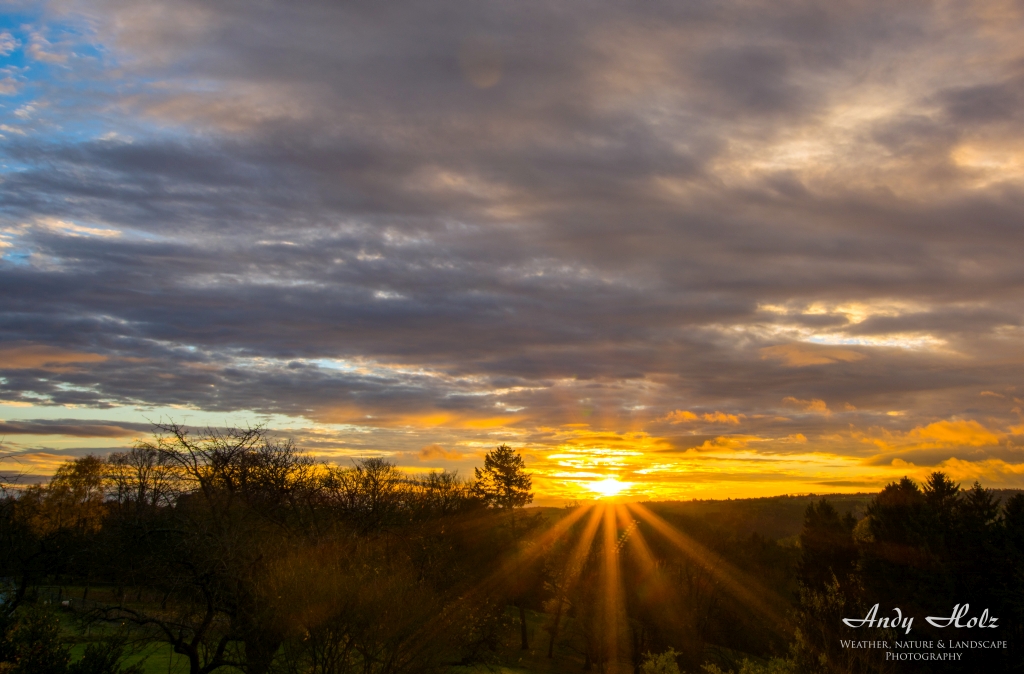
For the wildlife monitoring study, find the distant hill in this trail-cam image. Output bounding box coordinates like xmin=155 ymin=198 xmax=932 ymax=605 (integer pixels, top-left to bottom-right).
xmin=641 ymin=488 xmax=1024 ymax=541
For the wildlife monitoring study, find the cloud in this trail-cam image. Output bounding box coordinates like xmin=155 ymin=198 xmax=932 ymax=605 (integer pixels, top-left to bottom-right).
xmin=26 ymin=31 xmax=67 ymax=64
xmin=1 ymin=0 xmax=1024 ymax=494
xmin=0 ymin=419 xmax=148 ymax=437
xmin=0 ymin=32 xmax=19 ymax=57
xmin=905 ymin=419 xmax=1002 ymax=448
xmin=13 ymin=105 xmax=35 ymax=120
xmin=782 ymin=397 xmax=830 ymax=415
xmin=34 ymin=218 xmax=122 ymax=238
xmin=933 ymin=457 xmax=1024 ymax=487
xmin=704 ymin=412 xmax=741 ymax=424
xmin=760 ymin=343 xmax=866 ymax=367
xmin=0 ymin=345 xmax=108 ymax=370
xmin=857 ymin=418 xmax=1024 ymax=469
xmin=417 ymin=443 xmax=465 ymax=461
xmin=667 ymin=410 xmax=744 ymax=425
xmin=665 ymin=410 xmax=698 ymax=424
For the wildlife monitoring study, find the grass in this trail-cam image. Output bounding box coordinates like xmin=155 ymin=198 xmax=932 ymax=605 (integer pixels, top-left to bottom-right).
xmin=50 ymin=603 xmax=564 ymax=674
xmin=450 ymin=607 xmax=590 ymax=674
xmin=40 ymin=592 xmax=596 ymax=674
xmin=67 ymin=641 xmax=194 ymax=674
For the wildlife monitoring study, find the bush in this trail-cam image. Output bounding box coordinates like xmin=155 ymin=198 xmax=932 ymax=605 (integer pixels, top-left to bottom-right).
xmin=701 ymin=657 xmax=795 ymax=674
xmin=640 ymin=648 xmax=681 ymax=674
xmin=4 ymin=606 xmax=70 ymax=674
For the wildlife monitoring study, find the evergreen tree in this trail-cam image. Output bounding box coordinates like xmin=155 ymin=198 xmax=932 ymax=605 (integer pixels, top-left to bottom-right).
xmin=922 ymin=471 xmax=960 ymax=536
xmin=470 ymin=444 xmax=535 ymax=651
xmin=471 ymin=444 xmax=534 ymax=510
xmin=797 ymin=499 xmax=857 ymax=592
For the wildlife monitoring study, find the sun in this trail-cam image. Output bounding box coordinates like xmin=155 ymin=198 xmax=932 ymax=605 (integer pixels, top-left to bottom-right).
xmin=586 ymin=477 xmax=631 ymax=498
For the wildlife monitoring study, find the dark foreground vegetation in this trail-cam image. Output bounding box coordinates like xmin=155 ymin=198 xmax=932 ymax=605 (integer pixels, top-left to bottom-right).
xmin=1 ymin=425 xmax=1023 ymax=674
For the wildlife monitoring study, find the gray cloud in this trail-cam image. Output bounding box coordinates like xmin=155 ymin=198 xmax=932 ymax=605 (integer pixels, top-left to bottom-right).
xmin=2 ymin=0 xmax=1024 ymax=487
xmin=0 ymin=420 xmax=150 ymax=437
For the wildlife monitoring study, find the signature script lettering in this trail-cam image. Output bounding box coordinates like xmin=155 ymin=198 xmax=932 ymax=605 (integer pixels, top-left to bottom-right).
xmin=843 ymin=604 xmax=914 ymax=635
xmin=925 ymin=605 xmax=998 ymax=629
xmin=843 ymin=604 xmax=999 ymax=634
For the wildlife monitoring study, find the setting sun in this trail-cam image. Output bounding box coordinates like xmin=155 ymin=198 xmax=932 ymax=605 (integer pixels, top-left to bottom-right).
xmin=586 ymin=477 xmax=631 ymax=498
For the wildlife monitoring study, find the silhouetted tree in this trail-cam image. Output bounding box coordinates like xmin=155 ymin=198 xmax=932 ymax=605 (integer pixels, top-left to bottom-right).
xmin=853 ymin=474 xmax=1018 ymax=672
xmin=471 ymin=444 xmax=533 ymax=512
xmin=922 ymin=471 xmax=960 ymax=533
xmin=88 ymin=424 xmax=491 ymax=674
xmin=470 ymin=444 xmax=534 ymax=650
xmin=797 ymin=499 xmax=857 ymax=593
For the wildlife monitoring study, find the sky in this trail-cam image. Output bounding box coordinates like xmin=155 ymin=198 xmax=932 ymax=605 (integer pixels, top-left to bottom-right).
xmin=2 ymin=0 xmax=1024 ymax=503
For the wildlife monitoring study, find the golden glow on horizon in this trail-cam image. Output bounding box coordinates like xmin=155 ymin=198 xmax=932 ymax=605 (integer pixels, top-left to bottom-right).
xmin=4 ymin=398 xmax=1024 ymax=499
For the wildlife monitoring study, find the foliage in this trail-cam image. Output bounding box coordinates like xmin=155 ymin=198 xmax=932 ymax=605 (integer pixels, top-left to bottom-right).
xmin=4 ymin=427 xmax=1024 ymax=674
xmin=470 ymin=444 xmax=533 ymax=511
xmin=0 ymin=424 xmax=510 ymax=674
xmin=468 ymin=444 xmax=536 ymax=652
xmin=640 ymin=648 xmax=681 ymax=674
xmin=794 ymin=476 xmax=1022 ymax=672
xmin=2 ymin=606 xmax=69 ymax=674
xmin=0 ymin=607 xmax=142 ymax=674
xmin=788 ymin=575 xmax=887 ymax=674
xmin=21 ymin=456 xmax=107 ymax=537
xmin=701 ymin=658 xmax=795 ymax=674
xmin=797 ymin=499 xmax=856 ymax=592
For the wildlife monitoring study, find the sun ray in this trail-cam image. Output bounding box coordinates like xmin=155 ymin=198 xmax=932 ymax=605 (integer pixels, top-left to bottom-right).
xmin=616 ymin=505 xmax=689 ymax=637
xmin=404 ymin=503 xmax=597 ymax=652
xmin=613 ymin=504 xmax=637 ymax=551
xmin=501 ymin=502 xmax=592 ymax=579
xmin=601 ymin=504 xmax=627 ymax=672
xmin=565 ymin=503 xmax=604 ymax=587
xmin=626 ymin=502 xmax=788 ymax=626
xmin=541 ymin=502 xmax=605 ymax=657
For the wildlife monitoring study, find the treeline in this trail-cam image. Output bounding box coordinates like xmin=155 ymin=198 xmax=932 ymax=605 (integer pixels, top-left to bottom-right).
xmin=0 ymin=426 xmax=812 ymax=674
xmin=647 ymin=494 xmax=878 ymax=541
xmin=3 ymin=427 xmax=1023 ymax=674
xmin=1 ymin=425 xmax=525 ymax=674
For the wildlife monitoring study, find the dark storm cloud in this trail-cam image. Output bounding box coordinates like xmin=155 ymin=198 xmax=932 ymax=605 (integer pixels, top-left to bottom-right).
xmin=2 ymin=0 xmax=1024 ymax=477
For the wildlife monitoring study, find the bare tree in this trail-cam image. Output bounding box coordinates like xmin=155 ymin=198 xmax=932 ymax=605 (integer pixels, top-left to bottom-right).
xmin=106 ymin=444 xmax=178 ymax=512
xmin=100 ymin=423 xmax=315 ymax=674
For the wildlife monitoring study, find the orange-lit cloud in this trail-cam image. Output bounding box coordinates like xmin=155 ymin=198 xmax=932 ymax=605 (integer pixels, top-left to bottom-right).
xmin=782 ymin=397 xmax=830 ymax=415
xmin=665 ymin=410 xmax=698 ymax=423
xmin=856 ymin=419 xmax=1006 ymax=454
xmin=665 ymin=410 xmax=742 ymax=424
xmin=933 ymin=457 xmax=1024 ymax=487
xmin=761 ymin=343 xmax=867 ymax=367
xmin=0 ymin=345 xmax=107 ymax=370
xmin=703 ymin=411 xmax=742 ymax=424
xmin=905 ymin=420 xmax=1001 ymax=448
